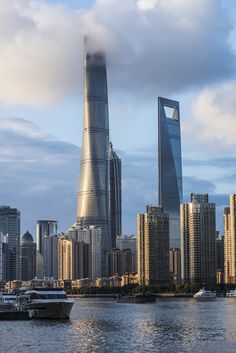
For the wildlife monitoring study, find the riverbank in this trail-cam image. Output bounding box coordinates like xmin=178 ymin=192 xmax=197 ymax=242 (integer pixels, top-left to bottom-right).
xmin=67 ymin=293 xmax=194 ymax=298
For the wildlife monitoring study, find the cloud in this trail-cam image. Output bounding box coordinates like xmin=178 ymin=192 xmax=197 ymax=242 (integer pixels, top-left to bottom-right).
xmin=0 ymin=117 xmax=80 ymax=235
xmin=190 ymin=81 xmax=236 ymax=148
xmin=183 ymin=176 xmax=216 ymax=199
xmin=0 ymin=0 xmax=234 ymax=106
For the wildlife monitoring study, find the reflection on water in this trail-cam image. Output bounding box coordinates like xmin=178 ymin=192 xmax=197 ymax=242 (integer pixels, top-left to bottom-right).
xmin=0 ymin=298 xmax=235 ymax=353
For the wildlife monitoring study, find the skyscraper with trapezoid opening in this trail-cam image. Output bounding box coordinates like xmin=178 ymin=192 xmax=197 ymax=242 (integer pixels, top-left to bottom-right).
xmin=158 ymin=97 xmax=183 ymax=248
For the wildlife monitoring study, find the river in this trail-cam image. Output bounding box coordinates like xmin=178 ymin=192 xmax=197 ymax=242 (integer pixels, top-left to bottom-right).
xmin=0 ymin=298 xmax=236 ymax=353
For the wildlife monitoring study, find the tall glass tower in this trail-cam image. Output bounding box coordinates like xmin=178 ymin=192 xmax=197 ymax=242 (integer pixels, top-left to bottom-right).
xmin=109 ymin=142 xmax=122 ymax=248
xmin=76 ymin=42 xmax=111 ymax=276
xmin=158 ymin=97 xmax=183 ymax=248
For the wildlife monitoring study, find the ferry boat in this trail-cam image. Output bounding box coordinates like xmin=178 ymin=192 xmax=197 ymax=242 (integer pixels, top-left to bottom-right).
xmin=17 ymin=288 xmax=74 ymax=319
xmin=193 ymin=288 xmax=216 ymax=300
xmin=226 ymin=289 xmax=236 ymax=298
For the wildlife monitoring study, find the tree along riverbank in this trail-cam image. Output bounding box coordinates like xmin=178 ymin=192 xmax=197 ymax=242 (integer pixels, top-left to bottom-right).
xmin=66 ymin=283 xmax=236 ymax=297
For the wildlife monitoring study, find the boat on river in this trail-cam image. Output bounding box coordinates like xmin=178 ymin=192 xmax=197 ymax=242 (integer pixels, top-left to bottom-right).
xmin=17 ymin=288 xmax=74 ymax=319
xmin=226 ymin=289 xmax=236 ymax=298
xmin=117 ymin=293 xmax=156 ymax=303
xmin=193 ymin=288 xmax=216 ymax=300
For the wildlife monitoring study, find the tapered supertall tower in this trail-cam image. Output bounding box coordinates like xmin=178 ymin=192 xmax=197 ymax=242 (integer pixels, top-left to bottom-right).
xmin=76 ymin=42 xmax=111 ymax=276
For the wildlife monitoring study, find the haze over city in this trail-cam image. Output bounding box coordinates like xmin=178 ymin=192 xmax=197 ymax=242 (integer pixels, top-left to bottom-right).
xmin=0 ymin=0 xmax=236 ymax=236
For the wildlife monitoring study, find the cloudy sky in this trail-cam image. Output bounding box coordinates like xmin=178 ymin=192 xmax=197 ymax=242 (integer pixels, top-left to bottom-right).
xmin=0 ymin=0 xmax=236 ymax=237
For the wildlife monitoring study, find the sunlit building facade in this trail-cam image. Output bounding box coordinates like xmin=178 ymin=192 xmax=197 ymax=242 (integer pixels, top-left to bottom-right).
xmin=138 ymin=206 xmax=169 ymax=286
xmin=76 ymin=42 xmax=111 ymax=276
xmin=181 ymin=194 xmax=216 ymax=284
xmin=224 ymin=195 xmax=236 ymax=284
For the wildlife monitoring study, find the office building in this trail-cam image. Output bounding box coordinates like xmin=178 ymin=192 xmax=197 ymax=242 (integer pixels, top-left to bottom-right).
xmin=43 ymin=234 xmax=58 ymax=279
xmin=158 ymin=97 xmax=183 ymax=248
xmin=180 ymin=194 xmax=216 ymax=284
xmin=0 ymin=206 xmax=20 ymax=280
xmin=36 ymin=220 xmax=57 ymax=278
xmin=108 ymin=248 xmax=133 ymax=276
xmin=0 ymin=233 xmax=8 ymax=281
xmin=137 ymin=206 xmax=169 ymax=286
xmin=20 ymin=231 xmax=36 ymax=281
xmin=36 ymin=220 xmax=58 ymax=255
xmin=116 ymin=235 xmax=137 ymax=272
xmin=78 ymin=226 xmax=102 ymax=280
xmin=76 ymin=40 xmax=111 ymax=277
xmin=109 ymin=142 xmax=122 ymax=247
xmin=224 ymin=195 xmax=236 ymax=284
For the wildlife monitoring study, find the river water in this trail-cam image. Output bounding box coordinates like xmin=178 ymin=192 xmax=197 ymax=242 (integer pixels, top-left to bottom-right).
xmin=0 ymin=298 xmax=236 ymax=353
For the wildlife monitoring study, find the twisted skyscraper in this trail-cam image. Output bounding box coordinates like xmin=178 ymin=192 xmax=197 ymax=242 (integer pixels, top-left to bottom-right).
xmin=76 ymin=42 xmax=111 ymax=276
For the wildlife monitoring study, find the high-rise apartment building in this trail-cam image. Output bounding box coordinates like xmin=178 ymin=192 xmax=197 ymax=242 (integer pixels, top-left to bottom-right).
xmin=137 ymin=206 xmax=169 ymax=286
xmin=76 ymin=41 xmax=111 ymax=277
xmin=0 ymin=206 xmax=20 ymax=280
xmin=180 ymin=194 xmax=216 ymax=284
xmin=224 ymin=195 xmax=236 ymax=284
xmin=20 ymin=231 xmax=36 ymax=281
xmin=109 ymin=142 xmax=122 ymax=248
xmin=158 ymin=97 xmax=183 ymax=248
xmin=58 ymin=235 xmax=73 ymax=281
xmin=74 ymin=241 xmax=90 ymax=279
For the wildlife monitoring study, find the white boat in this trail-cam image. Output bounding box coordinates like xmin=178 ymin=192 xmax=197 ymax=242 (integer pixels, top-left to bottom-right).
xmin=226 ymin=289 xmax=236 ymax=298
xmin=193 ymin=288 xmax=216 ymax=300
xmin=0 ymin=294 xmax=17 ymax=304
xmin=17 ymin=288 xmax=74 ymax=319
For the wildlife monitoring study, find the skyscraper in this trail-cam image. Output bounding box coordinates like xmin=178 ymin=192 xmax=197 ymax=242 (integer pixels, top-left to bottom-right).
xmin=36 ymin=220 xmax=58 ymax=255
xmin=20 ymin=231 xmax=36 ymax=281
xmin=76 ymin=41 xmax=111 ymax=276
xmin=158 ymin=97 xmax=183 ymax=248
xmin=224 ymin=195 xmax=236 ymax=284
xmin=36 ymin=220 xmax=58 ymax=278
xmin=58 ymin=235 xmax=73 ymax=281
xmin=137 ymin=206 xmax=169 ymax=286
xmin=0 ymin=206 xmax=20 ymax=280
xmin=109 ymin=142 xmax=122 ymax=248
xmin=180 ymin=194 xmax=216 ymax=284
xmin=43 ymin=234 xmax=58 ymax=279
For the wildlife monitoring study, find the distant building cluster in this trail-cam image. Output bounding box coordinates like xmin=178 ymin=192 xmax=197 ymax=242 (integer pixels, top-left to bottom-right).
xmin=0 ymin=41 xmax=234 ymax=290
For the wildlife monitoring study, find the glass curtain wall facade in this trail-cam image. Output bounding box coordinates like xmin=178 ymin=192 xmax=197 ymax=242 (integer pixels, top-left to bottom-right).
xmin=76 ymin=41 xmax=111 ymax=276
xmin=158 ymin=97 xmax=183 ymax=248
xmin=0 ymin=206 xmax=20 ymax=280
xmin=109 ymin=142 xmax=122 ymax=248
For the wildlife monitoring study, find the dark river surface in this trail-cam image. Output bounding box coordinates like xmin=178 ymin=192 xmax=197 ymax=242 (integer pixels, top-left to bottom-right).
xmin=1 ymin=298 xmax=236 ymax=353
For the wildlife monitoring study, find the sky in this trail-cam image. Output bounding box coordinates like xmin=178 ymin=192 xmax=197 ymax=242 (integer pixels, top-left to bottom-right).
xmin=0 ymin=0 xmax=236 ymax=238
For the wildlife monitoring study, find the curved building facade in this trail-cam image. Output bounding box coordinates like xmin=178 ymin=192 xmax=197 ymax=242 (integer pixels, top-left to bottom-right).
xmin=76 ymin=46 xmax=111 ymax=276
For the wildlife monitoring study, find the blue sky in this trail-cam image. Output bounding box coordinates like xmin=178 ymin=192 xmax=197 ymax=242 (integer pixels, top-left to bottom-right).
xmin=0 ymin=0 xmax=236 ymax=237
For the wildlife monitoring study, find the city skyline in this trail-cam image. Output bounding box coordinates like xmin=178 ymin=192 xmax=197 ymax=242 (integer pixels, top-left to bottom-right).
xmin=0 ymin=0 xmax=236 ymax=236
